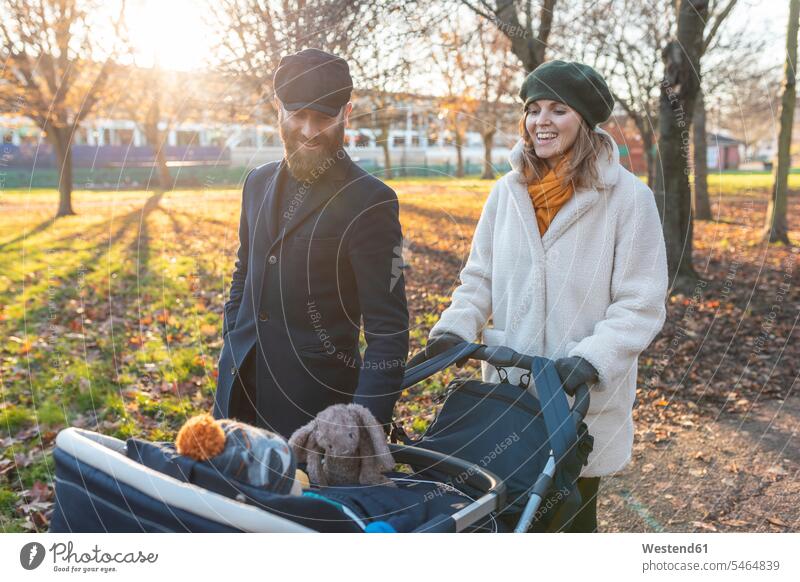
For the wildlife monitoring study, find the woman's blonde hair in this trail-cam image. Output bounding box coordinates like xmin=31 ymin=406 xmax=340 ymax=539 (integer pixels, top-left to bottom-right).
xmin=517 ymin=108 xmax=615 ymax=191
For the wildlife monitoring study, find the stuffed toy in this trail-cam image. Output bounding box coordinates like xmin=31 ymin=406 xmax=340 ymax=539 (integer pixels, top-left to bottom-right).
xmin=176 ymin=414 xmax=309 ymax=495
xmin=289 ymin=404 xmax=395 ymax=487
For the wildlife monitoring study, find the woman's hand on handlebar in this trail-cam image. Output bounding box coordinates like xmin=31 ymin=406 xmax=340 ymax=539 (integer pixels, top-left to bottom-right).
xmin=554 ymin=356 xmax=598 ymax=396
xmin=406 ymin=332 xmax=467 ymax=369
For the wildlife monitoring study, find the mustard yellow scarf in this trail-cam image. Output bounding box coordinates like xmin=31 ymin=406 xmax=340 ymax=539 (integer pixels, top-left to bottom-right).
xmin=526 ymin=155 xmax=574 ymax=237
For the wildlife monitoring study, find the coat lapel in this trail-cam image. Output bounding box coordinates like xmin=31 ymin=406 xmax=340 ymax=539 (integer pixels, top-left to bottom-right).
xmin=505 ymin=173 xmax=547 ymax=263
xmin=263 ymin=159 xmax=288 ymax=242
xmin=249 ymin=159 xmax=285 ymax=277
xmin=540 ymin=188 xmax=601 ymax=250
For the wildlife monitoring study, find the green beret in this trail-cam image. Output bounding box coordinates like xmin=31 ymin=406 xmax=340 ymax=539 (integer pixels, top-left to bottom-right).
xmin=519 ymin=60 xmax=614 ymax=128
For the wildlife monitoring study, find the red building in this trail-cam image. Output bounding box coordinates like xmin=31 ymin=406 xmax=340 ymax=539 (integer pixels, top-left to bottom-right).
xmin=706 ymin=133 xmax=742 ymax=170
xmin=601 ymin=117 xmax=647 ymax=175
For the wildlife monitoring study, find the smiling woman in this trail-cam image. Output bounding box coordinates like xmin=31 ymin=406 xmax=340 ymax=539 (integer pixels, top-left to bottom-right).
xmin=124 ymin=0 xmax=215 ymax=70
xmin=416 ymin=59 xmax=669 ymax=534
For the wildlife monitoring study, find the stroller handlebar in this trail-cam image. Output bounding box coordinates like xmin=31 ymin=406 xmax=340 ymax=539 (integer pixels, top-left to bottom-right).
xmin=462 ymin=344 xmax=590 ymax=421
xmin=471 ymin=344 xmax=523 ymax=367
xmin=402 ymin=342 xmax=591 ymax=422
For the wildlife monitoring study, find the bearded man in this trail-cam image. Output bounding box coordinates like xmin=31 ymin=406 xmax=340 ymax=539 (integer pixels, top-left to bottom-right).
xmin=213 ymin=48 xmax=409 ymax=437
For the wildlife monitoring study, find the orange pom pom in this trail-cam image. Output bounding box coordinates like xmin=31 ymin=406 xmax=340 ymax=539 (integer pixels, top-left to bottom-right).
xmin=175 ymin=414 xmax=226 ymax=461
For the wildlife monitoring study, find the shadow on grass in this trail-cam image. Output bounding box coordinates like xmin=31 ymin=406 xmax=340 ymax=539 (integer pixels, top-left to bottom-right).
xmin=0 ymin=216 xmax=56 ymax=252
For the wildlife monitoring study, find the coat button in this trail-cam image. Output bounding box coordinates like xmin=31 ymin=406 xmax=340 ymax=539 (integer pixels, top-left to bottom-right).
xmin=258 ymin=311 xmax=269 ymax=321
xmin=268 ymin=255 xmax=277 ymax=265
xmin=230 ymin=365 xmax=236 ymax=376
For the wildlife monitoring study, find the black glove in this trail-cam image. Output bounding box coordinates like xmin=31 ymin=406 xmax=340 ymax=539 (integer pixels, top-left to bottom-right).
xmin=554 ymin=356 xmax=598 ymax=397
xmin=406 ymin=332 xmax=467 ymax=369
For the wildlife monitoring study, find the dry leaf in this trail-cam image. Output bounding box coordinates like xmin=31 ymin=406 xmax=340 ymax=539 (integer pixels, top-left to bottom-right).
xmin=720 ymin=519 xmax=749 ymax=527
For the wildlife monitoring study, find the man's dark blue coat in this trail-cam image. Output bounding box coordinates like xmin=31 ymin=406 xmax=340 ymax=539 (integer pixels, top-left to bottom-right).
xmin=213 ymin=152 xmax=409 ymax=437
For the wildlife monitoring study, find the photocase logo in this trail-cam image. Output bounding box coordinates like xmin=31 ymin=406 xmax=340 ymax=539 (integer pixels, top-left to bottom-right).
xmin=20 ymin=542 xmax=46 ymax=570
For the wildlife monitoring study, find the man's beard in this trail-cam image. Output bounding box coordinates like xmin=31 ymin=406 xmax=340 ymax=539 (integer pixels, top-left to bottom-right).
xmin=279 ymin=119 xmax=345 ymax=183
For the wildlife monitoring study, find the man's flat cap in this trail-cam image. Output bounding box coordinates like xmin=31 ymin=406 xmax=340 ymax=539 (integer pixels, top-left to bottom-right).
xmin=273 ymin=48 xmax=353 ymax=116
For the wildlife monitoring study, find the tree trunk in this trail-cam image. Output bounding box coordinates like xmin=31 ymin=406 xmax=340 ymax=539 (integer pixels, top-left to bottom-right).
xmin=143 ymin=91 xmax=173 ymax=191
xmin=454 ymin=137 xmax=464 ymax=178
xmin=155 ymin=147 xmax=173 ymax=191
xmin=631 ymin=114 xmax=657 ymax=186
xmin=653 ymin=0 xmax=709 ymax=294
xmin=489 ymin=0 xmax=553 ymax=72
xmin=481 ymin=130 xmax=495 ymax=180
xmin=763 ymin=0 xmax=799 ymax=245
xmin=143 ymin=123 xmax=173 ymax=192
xmin=643 ymin=129 xmax=656 ymax=188
xmin=379 ymin=131 xmax=393 ymax=180
xmin=693 ymin=87 xmax=712 ymax=220
xmin=49 ymin=126 xmax=75 ymax=217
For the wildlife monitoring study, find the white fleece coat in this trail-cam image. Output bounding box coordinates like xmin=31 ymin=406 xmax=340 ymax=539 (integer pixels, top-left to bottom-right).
xmin=429 ymin=128 xmax=669 ymax=477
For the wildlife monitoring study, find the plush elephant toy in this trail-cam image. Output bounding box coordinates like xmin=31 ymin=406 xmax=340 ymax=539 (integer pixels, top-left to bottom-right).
xmin=289 ymin=404 xmax=396 ymax=487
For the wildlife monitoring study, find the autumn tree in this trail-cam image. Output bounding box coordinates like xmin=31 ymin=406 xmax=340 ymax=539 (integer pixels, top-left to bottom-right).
xmin=210 ymin=0 xmax=420 ymax=178
xmin=574 ymin=0 xmax=751 ymax=196
xmin=555 ymin=1 xmax=678 ymax=187
xmin=347 ymin=3 xmax=422 ymax=179
xmin=473 ymin=19 xmax=518 ymax=179
xmin=653 ymin=0 xmax=710 ymax=292
xmin=431 ymin=11 xmax=482 ymax=178
xmin=690 ymin=0 xmax=743 ymax=221
xmin=105 ymin=65 xmax=237 ymax=192
xmin=98 ymin=64 xmax=178 ymax=191
xmin=210 ymin=0 xmax=378 ymax=115
xmin=0 ymin=0 xmax=126 ymax=216
xmin=762 ymin=0 xmax=799 ymax=244
xmin=460 ymin=0 xmax=557 ymax=73
xmin=690 ymin=34 xmax=765 ymax=220
xmin=567 ymin=0 xmax=673 ymax=187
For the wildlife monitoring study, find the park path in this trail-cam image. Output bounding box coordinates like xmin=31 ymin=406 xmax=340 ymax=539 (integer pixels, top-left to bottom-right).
xmin=600 ymin=394 xmax=799 ymax=532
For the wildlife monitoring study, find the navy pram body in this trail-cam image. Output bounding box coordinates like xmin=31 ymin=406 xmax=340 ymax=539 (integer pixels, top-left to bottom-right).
xmin=50 ymin=343 xmax=592 ymax=533
xmin=49 ymin=427 xmax=504 ymax=533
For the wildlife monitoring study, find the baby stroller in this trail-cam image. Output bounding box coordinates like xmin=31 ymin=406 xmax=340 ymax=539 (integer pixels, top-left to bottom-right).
xmin=49 ymin=343 xmax=593 ymax=533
